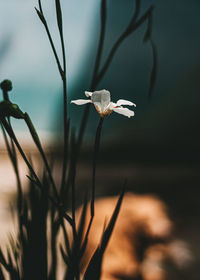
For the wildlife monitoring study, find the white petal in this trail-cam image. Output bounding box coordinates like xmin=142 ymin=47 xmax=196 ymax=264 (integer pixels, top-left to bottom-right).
xmin=71 ymin=99 xmax=92 ymax=105
xmin=116 ymin=99 xmax=136 ymax=107
xmin=85 ymin=91 xmax=93 ymax=97
xmin=112 ymin=107 xmax=135 ymax=118
xmin=91 ymin=90 xmax=111 ymax=112
xmin=94 ymin=89 xmax=110 ymax=95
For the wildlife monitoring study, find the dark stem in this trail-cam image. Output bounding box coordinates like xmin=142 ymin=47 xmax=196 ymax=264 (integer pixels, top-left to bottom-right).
xmin=37 ymin=0 xmax=63 ymax=77
xmin=55 ymin=0 xmax=69 ymax=193
xmin=91 ymin=117 xmax=104 ymax=217
xmin=79 ymin=117 xmax=104 ymax=258
xmin=60 ymin=77 xmax=69 ymax=193
xmin=61 ymin=0 xmax=107 ymax=213
xmin=69 ymin=129 xmax=78 ymax=244
xmin=2 ymin=90 xmax=9 ymax=101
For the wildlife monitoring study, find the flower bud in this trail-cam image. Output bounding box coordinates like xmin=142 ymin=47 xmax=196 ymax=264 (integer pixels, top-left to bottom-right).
xmin=0 ymin=80 xmax=13 ymax=92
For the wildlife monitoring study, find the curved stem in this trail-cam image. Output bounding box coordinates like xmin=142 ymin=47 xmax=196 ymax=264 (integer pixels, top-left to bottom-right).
xmin=96 ymin=5 xmax=154 ymax=86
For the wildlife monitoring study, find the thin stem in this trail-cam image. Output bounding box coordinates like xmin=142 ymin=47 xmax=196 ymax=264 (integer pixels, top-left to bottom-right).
xmin=60 ymin=74 xmax=69 ymax=195
xmin=80 ymin=117 xmax=104 ymax=256
xmin=55 ymin=1 xmax=69 ymax=188
xmin=37 ymin=0 xmax=63 ymax=78
xmin=2 ymin=90 xmax=9 ymax=102
xmin=62 ymin=129 xmax=78 ymax=245
xmin=79 ymin=117 xmax=104 ymax=258
xmin=91 ymin=117 xmax=104 ymax=217
xmin=70 ymin=133 xmax=77 ymax=240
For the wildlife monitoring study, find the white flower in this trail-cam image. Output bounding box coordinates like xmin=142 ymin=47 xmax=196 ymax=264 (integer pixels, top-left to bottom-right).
xmin=70 ymin=89 xmax=136 ymax=118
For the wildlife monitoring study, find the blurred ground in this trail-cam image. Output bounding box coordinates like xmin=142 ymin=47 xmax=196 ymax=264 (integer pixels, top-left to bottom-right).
xmin=0 ymin=146 xmax=200 ymax=279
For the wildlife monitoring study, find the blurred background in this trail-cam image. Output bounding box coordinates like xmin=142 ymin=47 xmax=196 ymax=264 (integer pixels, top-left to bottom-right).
xmin=0 ymin=0 xmax=200 ymax=278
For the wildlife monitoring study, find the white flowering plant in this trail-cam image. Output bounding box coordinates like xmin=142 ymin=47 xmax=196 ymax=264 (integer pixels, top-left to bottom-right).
xmin=0 ymin=0 xmax=156 ymax=279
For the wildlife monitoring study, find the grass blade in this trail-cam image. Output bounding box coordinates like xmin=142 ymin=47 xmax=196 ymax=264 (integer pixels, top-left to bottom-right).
xmin=84 ymin=188 xmax=125 ymax=280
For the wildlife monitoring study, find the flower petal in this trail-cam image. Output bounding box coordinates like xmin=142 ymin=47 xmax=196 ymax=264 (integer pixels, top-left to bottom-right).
xmin=71 ymin=99 xmax=92 ymax=105
xmin=116 ymin=99 xmax=136 ymax=107
xmin=91 ymin=90 xmax=111 ymax=113
xmin=112 ymin=107 xmax=135 ymax=118
xmin=85 ymin=91 xmax=93 ymax=97
xmin=108 ymin=102 xmax=116 ymax=110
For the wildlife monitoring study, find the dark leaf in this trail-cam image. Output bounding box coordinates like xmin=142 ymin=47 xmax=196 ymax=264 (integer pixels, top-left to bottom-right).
xmin=26 ymin=175 xmax=40 ymax=188
xmin=77 ymin=195 xmax=88 ymax=251
xmin=99 ymin=188 xmax=125 ymax=254
xmin=24 ymin=113 xmax=41 ymax=148
xmin=84 ymin=188 xmax=125 ymax=280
